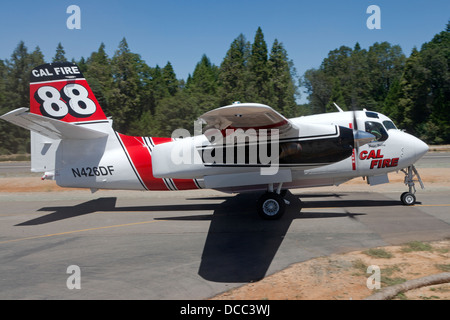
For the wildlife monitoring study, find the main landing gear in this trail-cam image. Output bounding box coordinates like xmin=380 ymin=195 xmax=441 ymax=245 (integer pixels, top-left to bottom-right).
xmin=400 ymin=165 xmax=424 ymax=206
xmin=257 ymin=183 xmax=290 ymax=220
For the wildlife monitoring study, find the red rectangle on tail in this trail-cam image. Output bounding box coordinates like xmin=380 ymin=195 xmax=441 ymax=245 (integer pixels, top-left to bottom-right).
xmin=30 ymin=62 xmax=107 ymax=123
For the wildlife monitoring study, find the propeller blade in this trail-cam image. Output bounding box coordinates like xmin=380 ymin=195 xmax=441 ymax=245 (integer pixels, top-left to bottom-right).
xmin=352 ymin=109 xmax=358 ymax=132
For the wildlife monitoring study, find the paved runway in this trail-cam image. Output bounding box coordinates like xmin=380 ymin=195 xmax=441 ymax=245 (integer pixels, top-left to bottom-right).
xmin=1 ymin=186 xmax=449 ymax=299
xmin=0 ymin=152 xmax=449 ymax=299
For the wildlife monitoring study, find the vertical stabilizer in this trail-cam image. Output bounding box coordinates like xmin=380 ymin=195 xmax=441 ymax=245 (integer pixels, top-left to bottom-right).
xmin=29 ymin=62 xmax=107 ymax=123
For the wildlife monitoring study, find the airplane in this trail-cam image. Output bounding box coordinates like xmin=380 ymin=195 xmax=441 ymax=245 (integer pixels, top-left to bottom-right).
xmin=1 ymin=62 xmax=429 ymax=219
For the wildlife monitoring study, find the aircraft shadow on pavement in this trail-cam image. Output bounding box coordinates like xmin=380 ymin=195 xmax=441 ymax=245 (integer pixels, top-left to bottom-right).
xmin=196 ymin=192 xmax=300 ymax=283
xmin=15 ymin=192 xmax=402 ymax=283
xmin=15 ymin=198 xmax=221 ymax=226
xmin=16 ymin=197 xmax=118 ymax=226
xmin=163 ymin=192 xmax=368 ymax=283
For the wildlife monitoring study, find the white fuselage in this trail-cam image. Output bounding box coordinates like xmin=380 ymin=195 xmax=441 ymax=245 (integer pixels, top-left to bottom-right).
xmin=151 ymin=110 xmax=428 ymax=192
xmin=48 ymin=110 xmax=428 ymax=193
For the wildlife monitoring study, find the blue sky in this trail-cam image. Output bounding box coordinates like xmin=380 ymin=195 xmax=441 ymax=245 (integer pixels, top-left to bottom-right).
xmin=0 ymin=0 xmax=448 ymax=102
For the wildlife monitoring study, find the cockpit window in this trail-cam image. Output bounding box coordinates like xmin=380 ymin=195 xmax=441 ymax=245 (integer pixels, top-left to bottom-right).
xmin=365 ymin=121 xmax=388 ymax=141
xmin=383 ymin=120 xmax=397 ymax=131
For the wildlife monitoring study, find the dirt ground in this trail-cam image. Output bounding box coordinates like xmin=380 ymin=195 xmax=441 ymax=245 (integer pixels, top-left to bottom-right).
xmin=1 ymin=164 xmax=449 ymax=300
xmin=211 ymin=240 xmax=450 ymax=300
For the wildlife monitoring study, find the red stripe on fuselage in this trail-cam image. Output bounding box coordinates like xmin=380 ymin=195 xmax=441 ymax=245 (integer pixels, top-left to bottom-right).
xmin=118 ymin=133 xmax=166 ymax=190
xmin=150 ymin=137 xmax=200 ymax=190
xmin=118 ymin=133 xmax=200 ymax=191
xmin=172 ymin=178 xmax=199 ymax=190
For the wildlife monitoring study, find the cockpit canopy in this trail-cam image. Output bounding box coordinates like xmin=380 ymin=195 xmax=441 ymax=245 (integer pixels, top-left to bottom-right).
xmin=364 ymin=111 xmax=398 ymax=142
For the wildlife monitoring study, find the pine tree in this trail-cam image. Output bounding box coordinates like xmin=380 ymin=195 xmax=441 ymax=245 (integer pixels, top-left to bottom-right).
xmin=162 ymin=62 xmax=179 ymax=96
xmin=84 ymin=43 xmax=112 ymax=116
xmin=185 ymin=54 xmax=220 ymax=114
xmin=248 ymin=27 xmax=270 ymax=104
xmin=2 ymin=42 xmax=36 ymax=153
xmin=187 ymin=54 xmax=219 ymax=96
xmin=148 ymin=65 xmax=167 ymax=109
xmin=30 ymin=46 xmax=45 ymax=67
xmin=382 ymin=78 xmax=402 ymax=122
xmin=109 ymin=38 xmax=151 ymax=133
xmin=218 ymin=34 xmax=251 ymax=105
xmin=52 ymin=42 xmax=67 ymax=62
xmin=268 ymin=39 xmax=298 ymax=116
xmin=397 ymin=48 xmax=425 ymax=133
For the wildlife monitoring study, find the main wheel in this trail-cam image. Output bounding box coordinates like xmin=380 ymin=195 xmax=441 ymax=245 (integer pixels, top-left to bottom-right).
xmin=401 ymin=192 xmax=416 ymax=206
xmin=257 ymin=192 xmax=286 ymax=220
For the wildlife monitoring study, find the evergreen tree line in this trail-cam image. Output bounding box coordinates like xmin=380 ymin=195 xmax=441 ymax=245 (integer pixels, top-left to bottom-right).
xmin=0 ymin=27 xmax=299 ymax=154
xmin=303 ymin=22 xmax=450 ymax=144
xmin=0 ymin=25 xmax=448 ymax=154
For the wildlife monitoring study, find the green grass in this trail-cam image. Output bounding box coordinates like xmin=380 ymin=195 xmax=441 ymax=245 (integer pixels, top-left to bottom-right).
xmin=401 ymin=241 xmax=433 ymax=253
xmin=363 ymin=248 xmax=394 ymax=259
xmin=351 ymin=259 xmax=368 ymax=276
xmin=435 ymin=264 xmax=450 ymax=272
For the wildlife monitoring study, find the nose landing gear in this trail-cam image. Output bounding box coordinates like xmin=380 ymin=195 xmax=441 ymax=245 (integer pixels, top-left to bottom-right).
xmin=400 ymin=165 xmax=424 ymax=206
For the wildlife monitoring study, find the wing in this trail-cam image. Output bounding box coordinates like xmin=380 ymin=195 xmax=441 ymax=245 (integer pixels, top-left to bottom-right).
xmin=199 ymin=103 xmax=296 ymax=135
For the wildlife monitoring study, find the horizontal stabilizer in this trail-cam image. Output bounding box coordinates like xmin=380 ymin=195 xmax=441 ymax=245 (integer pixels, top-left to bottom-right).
xmin=0 ymin=108 xmax=108 ymax=140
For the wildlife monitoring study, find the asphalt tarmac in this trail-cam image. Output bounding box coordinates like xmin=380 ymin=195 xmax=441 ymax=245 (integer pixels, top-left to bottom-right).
xmin=0 ymin=154 xmax=449 ymax=299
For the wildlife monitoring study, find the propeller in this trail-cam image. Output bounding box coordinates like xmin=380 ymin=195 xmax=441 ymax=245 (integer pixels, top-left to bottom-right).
xmin=346 ymin=103 xmax=375 ymax=151
xmin=334 ymin=102 xmax=375 ymax=171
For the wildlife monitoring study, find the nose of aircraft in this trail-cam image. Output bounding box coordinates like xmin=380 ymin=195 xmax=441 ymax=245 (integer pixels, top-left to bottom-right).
xmin=413 ymin=136 xmax=429 ymax=161
xmin=386 ymin=130 xmax=429 ymax=166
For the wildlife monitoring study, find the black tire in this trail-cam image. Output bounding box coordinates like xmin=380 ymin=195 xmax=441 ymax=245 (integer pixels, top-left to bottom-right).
xmin=257 ymin=192 xmax=286 ymax=220
xmin=401 ymin=192 xmax=416 ymax=206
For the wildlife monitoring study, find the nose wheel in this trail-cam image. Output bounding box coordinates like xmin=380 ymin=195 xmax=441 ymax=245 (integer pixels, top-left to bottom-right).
xmin=400 ymin=192 xmax=416 ymax=206
xmin=400 ymin=165 xmax=424 ymax=206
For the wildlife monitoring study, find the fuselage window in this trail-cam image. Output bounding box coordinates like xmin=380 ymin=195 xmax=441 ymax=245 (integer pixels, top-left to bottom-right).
xmin=365 ymin=121 xmax=388 ymax=142
xmin=365 ymin=111 xmax=379 ymax=119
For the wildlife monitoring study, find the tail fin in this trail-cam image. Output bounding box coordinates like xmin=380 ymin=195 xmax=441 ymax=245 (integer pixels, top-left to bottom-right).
xmin=1 ymin=62 xmax=110 ymax=177
xmin=30 ymin=62 xmax=107 ymax=123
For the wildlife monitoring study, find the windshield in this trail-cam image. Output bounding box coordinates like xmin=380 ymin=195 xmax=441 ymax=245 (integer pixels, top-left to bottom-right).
xmin=365 ymin=121 xmax=388 ymax=141
xmin=383 ymin=120 xmax=397 ymax=130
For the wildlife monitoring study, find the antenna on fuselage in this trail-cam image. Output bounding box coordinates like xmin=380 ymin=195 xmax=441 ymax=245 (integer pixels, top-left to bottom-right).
xmin=333 ymin=102 xmax=344 ymax=113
